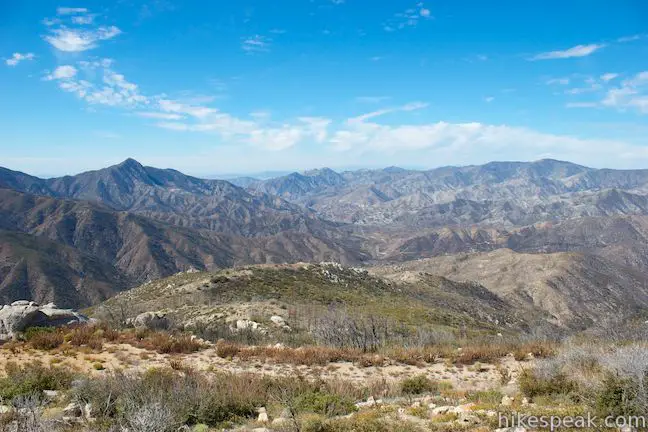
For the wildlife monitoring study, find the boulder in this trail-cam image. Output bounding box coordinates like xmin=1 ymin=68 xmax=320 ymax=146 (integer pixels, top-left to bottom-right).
xmin=133 ymin=312 xmax=170 ymax=330
xmin=0 ymin=301 xmax=88 ymax=340
xmin=501 ymin=395 xmax=514 ymax=407
xmin=236 ymin=319 xmax=261 ymax=331
xmin=257 ymin=407 xmax=269 ymax=423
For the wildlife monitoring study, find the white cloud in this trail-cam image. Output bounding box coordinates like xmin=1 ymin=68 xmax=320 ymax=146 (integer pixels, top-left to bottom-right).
xmin=531 ymin=44 xmax=605 ymax=60
xmin=44 ymin=65 xmax=77 ymax=80
xmin=546 ymin=77 xmax=570 ymax=85
xmin=565 ymin=83 xmax=602 ymax=95
xmin=136 ymin=112 xmax=184 ymax=120
xmin=327 ymin=116 xmax=647 ymax=169
xmin=44 ymin=26 xmax=121 ymax=52
xmin=56 ymin=7 xmax=88 ymax=15
xmin=600 ymin=71 xmax=648 ymax=114
xmin=617 ymin=34 xmax=644 ymax=43
xmin=49 ymin=59 xmax=148 ymax=108
xmin=158 ymin=99 xmax=217 ymax=118
xmin=241 ymin=35 xmax=271 ymax=53
xmin=384 ymin=3 xmax=432 ymax=31
xmin=5 ymin=52 xmax=35 ymax=67
xmin=484 ymin=96 xmax=494 ymax=103
xmin=355 ymin=96 xmax=391 ymax=104
xmin=600 ymin=73 xmax=619 ymax=82
xmin=566 ymin=102 xmax=598 ymax=108
xmin=72 ymin=14 xmax=96 ymax=25
xmin=348 ymin=101 xmax=428 ymax=124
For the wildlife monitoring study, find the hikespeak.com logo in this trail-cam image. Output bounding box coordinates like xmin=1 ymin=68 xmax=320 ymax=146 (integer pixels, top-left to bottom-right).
xmin=499 ymin=412 xmax=647 ymax=430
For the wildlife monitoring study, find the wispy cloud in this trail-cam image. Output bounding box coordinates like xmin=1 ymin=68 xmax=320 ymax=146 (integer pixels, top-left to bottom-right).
xmin=348 ymin=101 xmax=428 ymax=124
xmin=600 ymin=73 xmax=619 ymax=82
xmin=484 ymin=96 xmax=494 ymax=103
xmin=530 ymin=43 xmax=606 ymax=60
xmin=135 ymin=112 xmax=184 ymax=120
xmin=56 ymin=7 xmax=88 ymax=15
xmin=355 ymin=96 xmax=391 ymax=104
xmin=241 ymin=35 xmax=271 ymax=53
xmin=43 ymin=8 xmax=121 ymax=52
xmin=601 ymin=71 xmax=648 ymax=114
xmin=383 ymin=3 xmax=432 ymax=32
xmin=46 ymin=59 xmax=148 ymax=108
xmin=617 ymin=34 xmax=644 ymax=43
xmin=566 ymin=102 xmax=598 ymax=108
xmin=546 ymin=77 xmax=570 ymax=85
xmin=44 ymin=65 xmax=77 ymax=80
xmin=44 ymin=26 xmax=121 ymax=52
xmin=5 ymin=52 xmax=35 ymax=67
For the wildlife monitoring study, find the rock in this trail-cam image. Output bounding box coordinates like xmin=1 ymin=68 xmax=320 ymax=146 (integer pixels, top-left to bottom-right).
xmin=270 ymin=315 xmax=285 ymax=326
xmin=257 ymin=407 xmax=269 ymax=423
xmin=456 ymin=413 xmax=478 ymax=425
xmin=0 ymin=301 xmax=88 ymax=339
xmin=236 ymin=319 xmax=260 ymax=331
xmin=133 ymin=311 xmax=170 ymax=330
xmin=43 ymin=390 xmax=59 ymax=399
xmin=411 ymin=401 xmax=421 ymax=408
xmin=10 ymin=300 xmax=32 ymax=307
xmin=191 ymin=425 xmax=209 ymax=432
xmin=83 ymin=403 xmax=95 ymax=420
xmin=501 ymin=395 xmax=514 ymax=407
xmin=62 ymin=402 xmax=82 ymax=418
xmin=0 ymin=405 xmax=10 ymax=414
xmin=521 ymin=397 xmax=529 ymax=406
xmin=453 ymin=403 xmax=475 ymax=413
xmin=432 ymin=406 xmax=451 ymax=415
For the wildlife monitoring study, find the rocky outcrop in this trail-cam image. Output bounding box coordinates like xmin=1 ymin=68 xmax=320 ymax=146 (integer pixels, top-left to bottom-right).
xmin=0 ymin=301 xmax=88 ymax=340
xmin=132 ymin=311 xmax=171 ymax=330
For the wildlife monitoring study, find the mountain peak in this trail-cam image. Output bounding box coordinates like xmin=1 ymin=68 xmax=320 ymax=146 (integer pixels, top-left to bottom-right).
xmin=117 ymin=158 xmax=144 ymax=169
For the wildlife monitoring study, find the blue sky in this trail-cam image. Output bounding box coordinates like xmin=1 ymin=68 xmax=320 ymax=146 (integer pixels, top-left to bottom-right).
xmin=1 ymin=0 xmax=648 ymax=177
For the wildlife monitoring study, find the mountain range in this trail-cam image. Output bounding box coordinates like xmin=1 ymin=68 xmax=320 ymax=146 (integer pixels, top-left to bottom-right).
xmin=4 ymin=157 xmax=648 ymax=331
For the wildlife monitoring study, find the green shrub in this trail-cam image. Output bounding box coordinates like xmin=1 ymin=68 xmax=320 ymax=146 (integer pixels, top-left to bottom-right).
xmin=466 ymin=389 xmax=504 ymax=406
xmin=519 ymin=369 xmax=577 ymax=398
xmin=400 ymin=375 xmax=438 ymax=395
xmin=594 ymin=373 xmax=641 ymax=417
xmin=294 ymin=390 xmax=357 ymax=417
xmin=0 ymin=362 xmax=73 ymax=400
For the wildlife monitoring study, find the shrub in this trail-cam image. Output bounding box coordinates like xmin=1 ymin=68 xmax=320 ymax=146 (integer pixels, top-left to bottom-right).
xmin=0 ymin=362 xmax=73 ymax=400
xmin=25 ymin=328 xmax=64 ymax=350
xmin=133 ymin=332 xmax=204 ymax=354
xmin=215 ymin=340 xmax=240 ymax=358
xmin=294 ymin=390 xmax=357 ymax=417
xmin=400 ymin=375 xmax=438 ymax=396
xmin=594 ymin=373 xmax=639 ymax=417
xmin=466 ymin=389 xmax=504 ymax=406
xmin=519 ymin=369 xmax=577 ymax=398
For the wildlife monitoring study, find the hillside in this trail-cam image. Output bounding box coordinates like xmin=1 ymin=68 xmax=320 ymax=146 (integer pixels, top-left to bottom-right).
xmin=0 ymin=188 xmax=367 ymax=307
xmin=372 ymin=249 xmax=648 ymax=330
xmin=0 ymin=230 xmax=128 ymax=307
xmin=95 ymin=262 xmax=535 ymax=336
